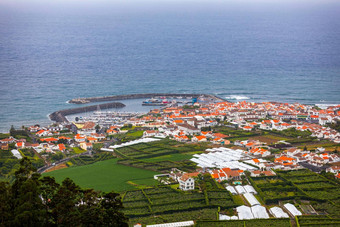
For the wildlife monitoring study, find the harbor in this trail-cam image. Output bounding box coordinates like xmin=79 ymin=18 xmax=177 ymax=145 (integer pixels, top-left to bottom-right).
xmin=51 ymin=93 xmax=227 ymax=124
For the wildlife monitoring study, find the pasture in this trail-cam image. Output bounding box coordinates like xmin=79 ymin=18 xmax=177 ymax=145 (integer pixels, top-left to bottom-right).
xmin=44 ymin=159 xmax=159 ymax=192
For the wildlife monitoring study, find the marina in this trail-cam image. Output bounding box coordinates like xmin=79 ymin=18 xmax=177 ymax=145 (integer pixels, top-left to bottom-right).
xmin=68 ymin=111 xmax=141 ymax=127
xmin=50 ymin=93 xmax=224 ymax=124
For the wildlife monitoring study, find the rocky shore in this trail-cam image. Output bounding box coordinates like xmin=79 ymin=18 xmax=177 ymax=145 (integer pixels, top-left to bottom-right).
xmin=69 ymin=93 xmax=225 ymax=104
xmin=49 ymin=102 xmax=126 ymax=123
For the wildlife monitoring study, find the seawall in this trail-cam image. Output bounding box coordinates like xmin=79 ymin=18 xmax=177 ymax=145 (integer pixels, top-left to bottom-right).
xmin=49 ymin=102 xmax=126 ymax=123
xmin=69 ymin=93 xmax=225 ymax=104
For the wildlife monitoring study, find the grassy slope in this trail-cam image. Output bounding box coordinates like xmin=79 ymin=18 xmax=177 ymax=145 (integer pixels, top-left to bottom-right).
xmin=44 ymin=159 xmax=159 ymax=192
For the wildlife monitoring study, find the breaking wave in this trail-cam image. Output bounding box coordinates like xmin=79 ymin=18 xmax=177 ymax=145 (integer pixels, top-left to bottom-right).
xmin=225 ymin=95 xmax=250 ymax=100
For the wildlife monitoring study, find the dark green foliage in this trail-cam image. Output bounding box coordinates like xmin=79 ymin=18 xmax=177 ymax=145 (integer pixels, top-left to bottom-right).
xmin=297 ymin=216 xmax=340 ymax=226
xmin=0 ymin=133 xmax=10 ymax=140
xmin=0 ymin=181 xmax=11 ymax=224
xmin=57 ymin=138 xmax=68 ymax=144
xmin=50 ymin=152 xmax=64 ymax=162
xmin=271 ymin=128 xmax=312 ymax=138
xmin=11 ymin=157 xmax=46 ymax=226
xmin=251 ymin=169 xmax=340 ymax=218
xmin=0 ymin=158 xmax=128 ymax=226
xmin=201 ymin=126 xmax=212 ymax=131
xmin=123 ymin=186 xmax=236 ymax=225
xmin=196 ymin=218 xmax=291 ymax=227
xmin=101 ymin=192 xmax=128 ymax=226
xmin=213 ymin=126 xmax=261 ymax=140
xmin=120 ymin=124 xmax=133 ymax=130
xmin=327 ymin=120 xmax=340 ymax=133
xmin=69 ymin=152 xmax=114 ymax=166
xmin=0 ymin=148 xmax=44 ymax=179
xmin=9 ymin=126 xmax=32 ymax=142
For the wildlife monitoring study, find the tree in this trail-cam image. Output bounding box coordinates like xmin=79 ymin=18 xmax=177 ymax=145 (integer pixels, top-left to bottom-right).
xmin=0 ymin=182 xmax=11 ymax=224
xmin=78 ymin=189 xmax=103 ymax=225
xmin=51 ymin=178 xmax=82 ymax=225
xmin=58 ymin=138 xmax=68 ymax=144
xmin=0 ymin=158 xmax=129 ymax=226
xmin=40 ymin=176 xmax=60 ymax=225
xmin=101 ymin=192 xmax=128 ymax=226
xmin=95 ymin=124 xmax=101 ymax=132
xmin=50 ymin=152 xmax=64 ymax=162
xmin=11 ymin=158 xmax=45 ymax=226
xmin=10 ymin=125 xmax=15 ymax=134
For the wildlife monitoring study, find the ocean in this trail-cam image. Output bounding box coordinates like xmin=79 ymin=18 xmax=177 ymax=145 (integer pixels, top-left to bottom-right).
xmin=0 ymin=1 xmax=340 ymax=132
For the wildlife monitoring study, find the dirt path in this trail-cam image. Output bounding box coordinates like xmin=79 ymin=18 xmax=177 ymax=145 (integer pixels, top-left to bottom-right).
xmin=44 ymin=163 xmax=68 ymax=173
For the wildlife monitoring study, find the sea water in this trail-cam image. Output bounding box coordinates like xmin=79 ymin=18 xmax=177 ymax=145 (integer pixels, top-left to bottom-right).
xmin=0 ymin=1 xmax=339 ymax=132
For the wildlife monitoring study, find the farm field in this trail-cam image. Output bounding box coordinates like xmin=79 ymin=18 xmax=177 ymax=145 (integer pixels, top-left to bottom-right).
xmin=142 ymin=153 xmax=194 ymax=162
xmin=196 ymin=218 xmax=291 ymax=227
xmin=114 ymin=140 xmax=206 ymax=172
xmin=72 ymin=147 xmax=86 ymax=154
xmin=214 ymin=126 xmax=261 ymax=139
xmin=44 ymin=159 xmax=160 ymax=192
xmin=296 ymin=141 xmax=340 ymax=151
xmin=247 ymin=169 xmax=340 ymax=219
xmin=278 ymin=170 xmax=340 ymax=202
xmin=296 ymin=216 xmax=340 ymax=226
xmin=249 ymin=175 xmax=306 ymax=204
xmin=251 ymin=134 xmax=289 ymax=144
xmin=123 ymin=186 xmax=237 ymax=225
xmin=267 ymin=169 xmax=340 ymax=218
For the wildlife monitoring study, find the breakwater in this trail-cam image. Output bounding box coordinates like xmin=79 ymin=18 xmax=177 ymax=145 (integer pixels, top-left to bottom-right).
xmin=49 ymin=102 xmax=125 ymax=123
xmin=69 ymin=93 xmax=225 ymax=104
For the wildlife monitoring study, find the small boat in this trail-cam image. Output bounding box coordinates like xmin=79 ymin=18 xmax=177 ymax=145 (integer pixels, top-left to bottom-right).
xmin=162 ymin=99 xmax=170 ymax=104
xmin=142 ymin=98 xmax=161 ymax=104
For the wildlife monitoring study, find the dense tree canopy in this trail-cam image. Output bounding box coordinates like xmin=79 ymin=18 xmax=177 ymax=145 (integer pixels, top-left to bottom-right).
xmin=0 ymin=158 xmax=128 ymax=226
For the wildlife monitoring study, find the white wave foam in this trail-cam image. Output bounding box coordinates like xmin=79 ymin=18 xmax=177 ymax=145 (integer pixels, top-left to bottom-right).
xmin=225 ymin=95 xmax=250 ymax=100
xmin=315 ymin=104 xmax=339 ymax=109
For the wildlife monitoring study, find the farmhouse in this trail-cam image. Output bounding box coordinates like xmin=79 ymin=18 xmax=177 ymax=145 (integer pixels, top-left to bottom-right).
xmin=79 ymin=142 xmax=93 ymax=151
xmin=179 ymin=175 xmax=195 ymax=191
xmin=191 ymin=135 xmax=207 ymax=143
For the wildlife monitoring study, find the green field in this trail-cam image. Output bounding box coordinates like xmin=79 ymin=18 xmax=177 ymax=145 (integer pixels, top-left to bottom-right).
xmin=44 ymin=159 xmax=160 ymax=192
xmin=72 ymin=147 xmax=86 ymax=154
xmin=142 ymin=153 xmax=194 ymax=162
xmin=123 ymin=186 xmax=236 ymax=225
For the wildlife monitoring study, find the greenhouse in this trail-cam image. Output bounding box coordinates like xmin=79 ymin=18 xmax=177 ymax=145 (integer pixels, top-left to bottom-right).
xmin=243 ymin=193 xmax=260 ymax=206
xmin=284 ymin=203 xmax=302 ymax=216
xmin=237 ymin=205 xmax=254 ymax=220
xmin=269 ymin=207 xmax=289 ymax=218
xmin=251 ymin=205 xmax=269 ymax=219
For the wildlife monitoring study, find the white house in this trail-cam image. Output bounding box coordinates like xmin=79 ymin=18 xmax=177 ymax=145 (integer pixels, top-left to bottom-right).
xmin=74 ymin=134 xmax=86 ymax=143
xmin=179 ymin=175 xmax=195 ymax=191
xmin=191 ymin=135 xmax=207 ymax=143
xmin=177 ymin=123 xmax=200 ymax=135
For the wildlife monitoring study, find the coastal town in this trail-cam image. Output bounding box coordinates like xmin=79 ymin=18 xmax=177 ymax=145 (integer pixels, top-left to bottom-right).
xmin=1 ymin=95 xmax=340 ymax=226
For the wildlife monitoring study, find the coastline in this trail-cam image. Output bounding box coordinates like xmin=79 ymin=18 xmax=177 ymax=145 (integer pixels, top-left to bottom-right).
xmin=2 ymin=92 xmax=338 ymax=133
xmin=50 ymin=93 xmax=225 ymax=123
